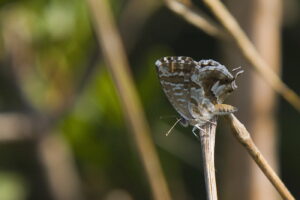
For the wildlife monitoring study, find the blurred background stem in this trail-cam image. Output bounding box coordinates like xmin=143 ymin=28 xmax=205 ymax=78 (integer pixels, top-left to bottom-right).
xmin=219 ymin=0 xmax=282 ymax=199
xmin=86 ymin=0 xmax=172 ymax=199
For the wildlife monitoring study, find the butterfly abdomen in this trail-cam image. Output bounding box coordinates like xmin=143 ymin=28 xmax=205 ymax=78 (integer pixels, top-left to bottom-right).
xmin=214 ymin=104 xmax=237 ymax=115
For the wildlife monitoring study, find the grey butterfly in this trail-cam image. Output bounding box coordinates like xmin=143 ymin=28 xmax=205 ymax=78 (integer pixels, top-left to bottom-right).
xmin=155 ymin=56 xmax=243 ymax=134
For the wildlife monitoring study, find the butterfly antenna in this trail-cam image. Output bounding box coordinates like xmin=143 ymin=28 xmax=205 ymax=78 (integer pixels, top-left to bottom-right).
xmin=234 ymin=69 xmax=244 ymax=79
xmin=232 ymin=66 xmax=242 ymax=72
xmin=165 ymin=118 xmax=182 ymax=136
xmin=232 ymin=66 xmax=244 ymax=79
xmin=231 ymin=67 xmax=244 ymax=89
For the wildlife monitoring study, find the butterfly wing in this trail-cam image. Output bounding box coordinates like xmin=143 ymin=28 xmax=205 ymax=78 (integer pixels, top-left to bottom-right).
xmin=155 ymin=56 xmax=197 ymax=121
xmin=191 ymin=59 xmax=236 ymax=104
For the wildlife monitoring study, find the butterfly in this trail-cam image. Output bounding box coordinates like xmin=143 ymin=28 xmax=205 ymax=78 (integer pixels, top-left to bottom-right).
xmin=155 ymin=56 xmax=243 ymax=135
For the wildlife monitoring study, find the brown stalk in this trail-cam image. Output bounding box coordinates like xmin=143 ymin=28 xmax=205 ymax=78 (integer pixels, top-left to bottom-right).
xmin=165 ymin=0 xmax=226 ymax=39
xmin=164 ymin=0 xmax=300 ymax=112
xmin=86 ymin=0 xmax=172 ymax=200
xmin=225 ymin=114 xmax=295 ymax=200
xmin=198 ymin=117 xmax=218 ymax=200
xmin=202 ymin=0 xmax=300 ymax=111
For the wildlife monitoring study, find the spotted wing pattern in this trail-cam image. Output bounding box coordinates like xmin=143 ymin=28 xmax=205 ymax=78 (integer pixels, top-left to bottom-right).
xmin=155 ymin=56 xmax=243 ymax=128
xmin=155 ymin=56 xmax=197 ymax=121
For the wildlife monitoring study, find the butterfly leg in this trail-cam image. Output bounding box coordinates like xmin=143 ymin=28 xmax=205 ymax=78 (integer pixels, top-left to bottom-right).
xmin=201 ymin=119 xmax=217 ymax=126
xmin=192 ymin=125 xmax=206 ymax=139
xmin=192 ymin=126 xmax=200 ymax=139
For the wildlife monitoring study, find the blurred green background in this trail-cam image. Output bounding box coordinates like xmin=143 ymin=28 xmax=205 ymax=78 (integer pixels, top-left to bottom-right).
xmin=0 ymin=0 xmax=299 ymax=200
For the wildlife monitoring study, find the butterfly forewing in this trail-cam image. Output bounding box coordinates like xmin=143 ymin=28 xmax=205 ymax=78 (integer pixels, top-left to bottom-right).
xmin=155 ymin=56 xmax=197 ymax=120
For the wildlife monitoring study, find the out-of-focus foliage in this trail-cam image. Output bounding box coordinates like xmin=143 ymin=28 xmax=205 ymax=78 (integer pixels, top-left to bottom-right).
xmin=0 ymin=0 xmax=299 ymax=199
xmin=0 ymin=172 xmax=27 ymax=200
xmin=0 ymin=0 xmax=93 ymax=111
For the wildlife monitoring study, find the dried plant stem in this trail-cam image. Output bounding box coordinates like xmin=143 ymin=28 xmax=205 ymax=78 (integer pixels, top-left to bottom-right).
xmin=86 ymin=0 xmax=172 ymax=200
xmin=165 ymin=0 xmax=300 ymax=111
xmin=37 ymin=134 xmax=84 ymax=200
xmin=226 ymin=114 xmax=295 ymax=200
xmin=202 ymin=0 xmax=300 ymax=111
xmin=165 ymin=0 xmax=226 ymax=39
xmin=199 ymin=118 xmax=218 ymax=200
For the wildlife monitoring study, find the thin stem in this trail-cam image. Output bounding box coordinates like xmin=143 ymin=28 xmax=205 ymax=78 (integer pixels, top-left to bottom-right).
xmin=199 ymin=117 xmax=218 ymax=200
xmin=225 ymin=114 xmax=295 ymax=200
xmin=202 ymin=0 xmax=300 ymax=111
xmin=165 ymin=0 xmax=226 ymax=39
xmin=164 ymin=0 xmax=300 ymax=111
xmin=86 ymin=0 xmax=172 ymax=200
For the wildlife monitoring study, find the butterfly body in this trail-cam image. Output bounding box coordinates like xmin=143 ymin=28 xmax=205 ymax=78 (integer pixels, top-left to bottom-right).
xmin=155 ymin=56 xmax=242 ymax=131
